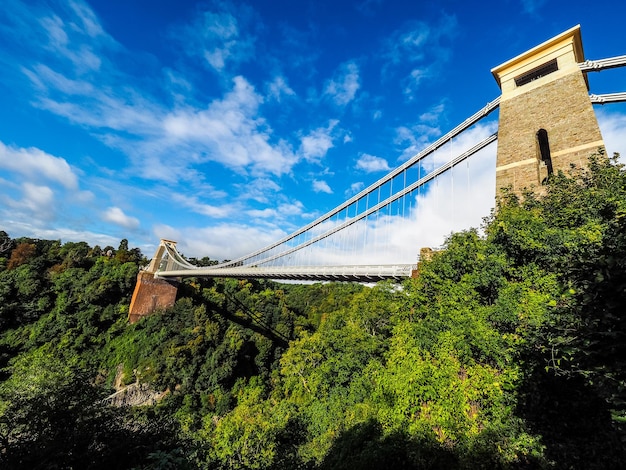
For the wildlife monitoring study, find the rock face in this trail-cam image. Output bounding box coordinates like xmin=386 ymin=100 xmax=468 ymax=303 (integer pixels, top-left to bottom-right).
xmin=105 ymin=364 xmax=168 ymax=407
xmin=105 ymin=382 xmax=168 ymax=407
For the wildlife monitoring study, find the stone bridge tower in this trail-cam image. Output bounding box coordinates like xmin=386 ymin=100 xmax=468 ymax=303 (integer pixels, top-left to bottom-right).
xmin=491 ymin=25 xmax=605 ymax=196
xmin=128 ymin=239 xmax=179 ymax=324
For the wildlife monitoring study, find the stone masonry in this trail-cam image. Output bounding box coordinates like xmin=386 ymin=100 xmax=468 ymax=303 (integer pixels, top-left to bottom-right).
xmin=128 ymin=239 xmax=180 ymax=323
xmin=128 ymin=270 xmax=179 ymax=324
xmin=492 ymin=25 xmax=605 ymax=197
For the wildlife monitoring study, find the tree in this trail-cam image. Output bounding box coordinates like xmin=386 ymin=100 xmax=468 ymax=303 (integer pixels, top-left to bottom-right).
xmin=492 ymin=155 xmax=626 ymax=412
xmin=489 ymin=153 xmax=626 ymax=466
xmin=0 ymin=349 xmax=189 ymax=470
xmin=6 ymin=243 xmax=36 ymax=270
xmin=118 ymin=239 xmax=129 ymax=252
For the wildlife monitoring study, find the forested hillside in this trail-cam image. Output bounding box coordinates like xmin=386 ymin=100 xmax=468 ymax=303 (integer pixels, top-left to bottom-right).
xmin=1 ymin=154 xmax=625 ymax=469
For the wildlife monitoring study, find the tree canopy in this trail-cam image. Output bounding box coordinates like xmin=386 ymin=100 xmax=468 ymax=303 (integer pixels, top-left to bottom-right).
xmin=1 ymin=153 xmax=625 ymax=469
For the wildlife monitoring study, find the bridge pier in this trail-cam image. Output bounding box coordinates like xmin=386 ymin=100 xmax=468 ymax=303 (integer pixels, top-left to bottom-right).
xmin=411 ymin=247 xmax=435 ymax=278
xmin=128 ymin=239 xmax=180 ymax=323
xmin=128 ymin=271 xmax=179 ymax=323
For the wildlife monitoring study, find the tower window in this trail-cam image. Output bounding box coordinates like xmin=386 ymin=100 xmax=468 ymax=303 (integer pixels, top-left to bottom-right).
xmin=537 ymin=128 xmax=553 ymax=183
xmin=515 ymin=58 xmax=558 ymax=87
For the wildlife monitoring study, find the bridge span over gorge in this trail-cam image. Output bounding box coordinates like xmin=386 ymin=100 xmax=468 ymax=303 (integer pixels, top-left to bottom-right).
xmin=129 ymin=25 xmax=626 ymax=322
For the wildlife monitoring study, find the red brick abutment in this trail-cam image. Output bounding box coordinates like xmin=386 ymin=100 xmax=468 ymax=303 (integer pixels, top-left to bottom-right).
xmin=128 ymin=271 xmax=179 ymax=324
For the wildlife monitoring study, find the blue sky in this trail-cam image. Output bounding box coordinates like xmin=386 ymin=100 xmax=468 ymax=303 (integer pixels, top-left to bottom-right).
xmin=1 ymin=0 xmax=625 ymax=261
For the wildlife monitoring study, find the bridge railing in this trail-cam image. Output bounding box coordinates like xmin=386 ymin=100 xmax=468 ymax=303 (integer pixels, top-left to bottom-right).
xmin=155 ymin=263 xmax=418 ymax=282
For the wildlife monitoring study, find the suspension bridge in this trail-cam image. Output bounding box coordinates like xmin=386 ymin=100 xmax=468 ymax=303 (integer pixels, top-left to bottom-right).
xmin=129 ymin=26 xmax=626 ymax=321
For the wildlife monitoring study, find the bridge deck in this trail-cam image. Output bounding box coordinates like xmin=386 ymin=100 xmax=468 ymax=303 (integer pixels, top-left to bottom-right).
xmin=155 ymin=264 xmax=417 ymax=282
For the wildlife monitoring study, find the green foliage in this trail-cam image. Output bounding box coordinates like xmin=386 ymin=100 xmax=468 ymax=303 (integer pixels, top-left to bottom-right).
xmin=0 ymin=348 xmax=186 ymax=469
xmin=2 ymin=153 xmax=626 ymax=468
xmin=489 ymin=155 xmax=626 ymax=467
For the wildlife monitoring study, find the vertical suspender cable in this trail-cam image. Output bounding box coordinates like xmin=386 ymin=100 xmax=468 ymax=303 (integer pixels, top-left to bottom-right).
xmin=386 ymin=181 xmax=390 ymax=256
xmin=403 ymin=169 xmax=407 ymax=219
xmin=374 ymin=186 xmax=380 ymax=256
xmin=451 ymin=163 xmax=454 ymax=232
xmin=354 ymin=199 xmax=359 ymax=260
xmin=363 ymin=192 xmax=369 ymax=254
xmin=450 ymin=136 xmax=454 ymax=233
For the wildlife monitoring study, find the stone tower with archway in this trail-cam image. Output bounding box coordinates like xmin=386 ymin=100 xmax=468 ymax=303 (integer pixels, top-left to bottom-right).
xmin=491 ymin=25 xmax=605 ymax=196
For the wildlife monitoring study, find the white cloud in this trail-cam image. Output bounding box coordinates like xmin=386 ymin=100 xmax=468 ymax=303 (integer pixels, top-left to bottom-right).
xmin=355 ymin=153 xmax=391 ymax=172
xmin=38 ymin=2 xmax=108 ymax=73
xmin=154 ymin=223 xmax=287 ymax=260
xmin=40 ymin=15 xmax=68 ymax=49
xmin=102 ymin=206 xmax=140 ymax=229
xmin=0 ymin=141 xmax=78 ymax=189
xmin=170 ymin=193 xmax=235 ymax=219
xmin=345 ymin=181 xmax=364 ymax=197
xmin=324 ymin=62 xmax=360 ymax=106
xmin=403 ymin=68 xmax=428 ymax=97
xmin=0 ymin=218 xmax=121 ymax=250
xmin=419 ymin=103 xmax=446 ymax=123
xmin=597 ymin=109 xmax=626 ymax=159
xmin=236 ymin=178 xmax=282 ymax=203
xmin=429 ymin=122 xmax=498 ymax=168
xmin=312 ymin=180 xmax=333 ymax=194
xmin=25 ymin=64 xmax=299 ymax=182
xmin=277 ymin=201 xmax=305 ymax=216
xmin=68 ymin=0 xmax=106 ymax=38
xmin=0 ymin=140 xmax=114 ymax=247
xmin=0 ymin=181 xmax=56 ymax=223
xmin=22 ymin=63 xmax=164 ymax=136
xmin=403 ymin=28 xmax=429 ymax=47
xmin=392 ymin=104 xmax=498 ymax=166
xmin=24 ymin=63 xmax=95 ymax=95
xmin=299 ymin=121 xmax=338 ymax=163
xmin=394 ymin=123 xmax=442 ymax=161
xmin=245 ymin=202 xmax=304 ymax=220
xmin=295 ymin=142 xmax=497 ymax=266
xmin=246 ymin=208 xmax=278 ymax=219
xmin=17 ymin=4 xmax=298 ymax=184
xmin=396 ymin=16 xmax=457 ymax=61
xmin=383 ymin=22 xmax=429 ymax=65
xmin=267 ymin=76 xmax=296 ymax=102
xmin=204 ymin=13 xmax=239 ymax=71
xmin=182 ymin=5 xmax=256 ymax=72
xmin=202 ymin=203 xmax=307 ymax=239
xmin=21 ymin=183 xmax=56 ymax=219
xmin=381 ymin=16 xmax=457 ymax=94
xmin=160 ymin=76 xmax=298 ymax=178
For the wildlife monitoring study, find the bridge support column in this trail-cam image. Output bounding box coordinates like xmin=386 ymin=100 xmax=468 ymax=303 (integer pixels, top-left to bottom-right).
xmin=128 ymin=239 xmax=180 ymax=323
xmin=128 ymin=271 xmax=178 ymax=323
xmin=128 ymin=271 xmax=179 ymax=323
xmin=412 ymin=247 xmax=435 ymax=278
xmin=492 ymin=25 xmax=604 ymax=198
